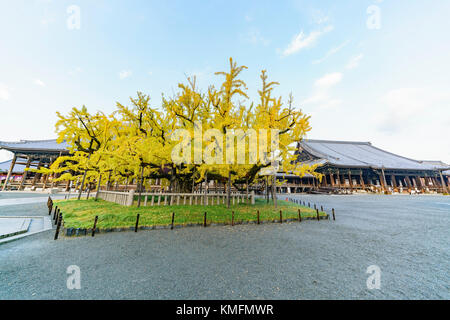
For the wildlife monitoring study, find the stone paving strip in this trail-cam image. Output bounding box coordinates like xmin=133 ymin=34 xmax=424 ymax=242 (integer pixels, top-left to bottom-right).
xmin=0 ymin=216 xmax=52 ymax=244
xmin=0 ymin=217 xmax=30 ymax=239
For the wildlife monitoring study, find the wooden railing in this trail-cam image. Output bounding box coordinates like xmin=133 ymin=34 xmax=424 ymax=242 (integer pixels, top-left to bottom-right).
xmin=96 ymin=189 xmax=255 ymax=207
xmin=96 ymin=190 xmax=131 ymax=206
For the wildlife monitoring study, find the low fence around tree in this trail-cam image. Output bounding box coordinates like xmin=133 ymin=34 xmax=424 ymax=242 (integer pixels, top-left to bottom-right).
xmin=95 ymin=189 xmax=255 ymax=207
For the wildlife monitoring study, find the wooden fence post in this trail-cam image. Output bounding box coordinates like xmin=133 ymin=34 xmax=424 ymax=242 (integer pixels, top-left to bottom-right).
xmin=280 ymin=210 xmax=283 ymax=223
xmin=171 ymin=212 xmax=175 ymax=230
xmin=298 ymin=209 xmax=302 ymax=222
xmin=316 ymin=209 xmax=320 ymax=221
xmin=332 ymin=208 xmax=336 ymax=221
xmin=257 ymin=210 xmax=260 ymax=225
xmin=231 ymin=211 xmax=234 ymax=226
xmin=55 ymin=209 xmax=60 ymax=225
xmin=203 ymin=212 xmax=207 ymax=227
xmin=54 ymin=212 xmax=62 ymax=240
xmin=135 ymin=214 xmax=140 ymax=232
xmin=92 ymin=216 xmax=98 ymax=237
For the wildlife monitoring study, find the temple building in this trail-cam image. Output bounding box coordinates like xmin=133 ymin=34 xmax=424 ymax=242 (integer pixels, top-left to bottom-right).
xmin=0 ymin=138 xmax=449 ymax=194
xmin=277 ymin=139 xmax=450 ymax=194
xmin=0 ymin=139 xmax=69 ymax=191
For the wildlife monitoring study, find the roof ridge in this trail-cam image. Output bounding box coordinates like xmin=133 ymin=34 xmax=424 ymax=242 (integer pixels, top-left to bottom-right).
xmin=303 ymin=139 xmax=371 ymax=145
xmin=367 ymin=144 xmax=425 ymax=165
xmin=0 ymin=139 xmax=58 ymax=145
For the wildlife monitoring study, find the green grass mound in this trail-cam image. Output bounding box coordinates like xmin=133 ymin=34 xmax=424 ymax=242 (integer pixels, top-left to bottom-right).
xmin=54 ymin=198 xmax=327 ymax=230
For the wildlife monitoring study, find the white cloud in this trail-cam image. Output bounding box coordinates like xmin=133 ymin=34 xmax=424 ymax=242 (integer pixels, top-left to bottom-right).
xmin=313 ymin=40 xmax=350 ymax=64
xmin=119 ymin=70 xmax=132 ymax=79
xmin=376 ymin=87 xmax=450 ymax=134
xmin=242 ymin=28 xmax=270 ymax=46
xmin=303 ymin=93 xmax=342 ymax=109
xmin=346 ymin=54 xmax=364 ymax=70
xmin=281 ymin=25 xmax=333 ymax=57
xmin=0 ymin=84 xmax=11 ymax=100
xmin=34 ymin=79 xmax=46 ymax=87
xmin=303 ymin=72 xmax=343 ymax=110
xmin=314 ymin=72 xmax=343 ymax=88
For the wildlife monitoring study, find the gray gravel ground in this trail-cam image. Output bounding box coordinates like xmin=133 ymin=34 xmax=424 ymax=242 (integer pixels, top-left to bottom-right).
xmin=0 ymin=193 xmax=449 ymax=300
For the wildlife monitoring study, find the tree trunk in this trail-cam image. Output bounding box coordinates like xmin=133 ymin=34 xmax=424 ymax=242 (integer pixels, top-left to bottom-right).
xmin=204 ymin=172 xmax=208 ymax=206
xmin=272 ymin=174 xmax=277 ymax=208
xmin=106 ymin=170 xmax=112 ymax=191
xmin=246 ymin=177 xmax=249 ymax=204
xmin=95 ymin=173 xmax=102 ymax=200
xmin=227 ymin=171 xmax=231 ymax=208
xmin=78 ymin=169 xmax=88 ymax=200
xmin=137 ymin=165 xmax=144 ymax=208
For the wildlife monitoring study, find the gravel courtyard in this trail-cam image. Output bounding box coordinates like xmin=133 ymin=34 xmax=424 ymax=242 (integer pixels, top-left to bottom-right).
xmin=1 ymin=193 xmax=449 ymax=300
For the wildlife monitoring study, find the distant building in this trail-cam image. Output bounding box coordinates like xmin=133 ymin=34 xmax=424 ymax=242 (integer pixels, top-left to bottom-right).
xmin=1 ymin=138 xmax=449 ymax=194
xmin=275 ymin=139 xmax=450 ymax=194
xmin=0 ymin=139 xmax=69 ymax=191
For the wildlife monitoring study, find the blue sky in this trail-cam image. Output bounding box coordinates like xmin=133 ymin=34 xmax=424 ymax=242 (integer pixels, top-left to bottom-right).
xmin=0 ymin=0 xmax=449 ymax=163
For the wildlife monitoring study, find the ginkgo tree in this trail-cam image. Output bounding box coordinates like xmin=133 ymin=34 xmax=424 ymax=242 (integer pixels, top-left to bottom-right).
xmin=41 ymin=58 xmax=320 ymax=208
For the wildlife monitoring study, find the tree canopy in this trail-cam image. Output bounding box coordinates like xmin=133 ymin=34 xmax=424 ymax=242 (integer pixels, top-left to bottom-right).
xmin=42 ymin=58 xmax=320 ymax=206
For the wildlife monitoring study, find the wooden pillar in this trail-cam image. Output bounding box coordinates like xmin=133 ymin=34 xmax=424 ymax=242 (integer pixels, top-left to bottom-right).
xmin=321 ymin=175 xmax=327 ymax=187
xmin=42 ymin=165 xmax=49 ymax=190
xmin=379 ymin=168 xmax=387 ymax=192
xmin=405 ymin=176 xmax=412 ymax=188
xmin=391 ymin=175 xmax=397 ymax=188
xmin=416 ymin=175 xmax=425 ymax=191
xmin=336 ymin=170 xmax=341 ymax=188
xmin=31 ymin=161 xmax=42 ymax=188
xmin=359 ymin=171 xmax=366 ymax=189
xmin=425 ymin=176 xmax=432 ymax=189
xmin=432 ymin=176 xmax=439 ymax=189
xmin=423 ymin=175 xmax=431 ymax=192
xmin=329 ymin=173 xmax=335 ymax=187
xmin=19 ymin=156 xmax=32 ymax=190
xmin=411 ymin=176 xmax=417 ymax=188
xmin=2 ymin=154 xmax=17 ymax=191
xmin=348 ymin=170 xmax=353 ymax=191
xmin=439 ymin=171 xmax=448 ymax=194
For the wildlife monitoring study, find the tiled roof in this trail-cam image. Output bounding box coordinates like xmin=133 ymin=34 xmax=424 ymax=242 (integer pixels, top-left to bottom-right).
xmin=299 ymin=139 xmax=450 ymax=171
xmin=0 ymin=139 xmax=68 ymax=153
